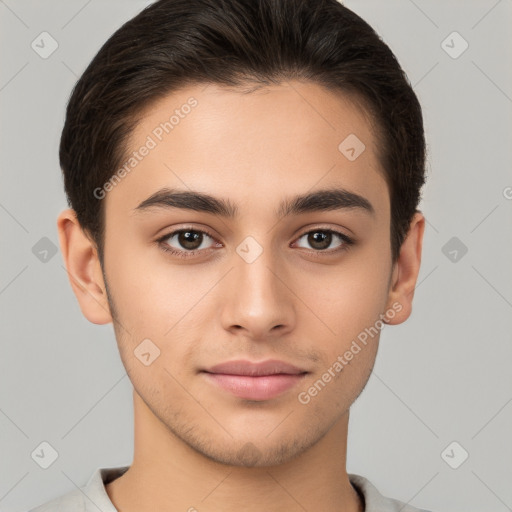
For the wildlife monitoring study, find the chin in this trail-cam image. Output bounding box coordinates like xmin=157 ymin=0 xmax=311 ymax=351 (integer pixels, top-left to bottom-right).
xmin=182 ymin=427 xmax=323 ymax=468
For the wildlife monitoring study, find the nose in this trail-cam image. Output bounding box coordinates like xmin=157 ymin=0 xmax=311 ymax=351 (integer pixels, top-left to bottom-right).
xmin=219 ymin=244 xmax=295 ymax=341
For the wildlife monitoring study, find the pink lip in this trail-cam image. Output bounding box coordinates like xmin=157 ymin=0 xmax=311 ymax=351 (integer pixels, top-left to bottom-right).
xmin=202 ymin=359 xmax=308 ymax=401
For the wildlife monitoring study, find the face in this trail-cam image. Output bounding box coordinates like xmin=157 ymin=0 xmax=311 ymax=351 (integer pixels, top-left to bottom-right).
xmin=97 ymin=81 xmax=398 ymax=466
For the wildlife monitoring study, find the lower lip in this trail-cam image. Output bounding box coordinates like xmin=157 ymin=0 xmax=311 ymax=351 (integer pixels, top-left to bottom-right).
xmin=202 ymin=372 xmax=307 ymax=401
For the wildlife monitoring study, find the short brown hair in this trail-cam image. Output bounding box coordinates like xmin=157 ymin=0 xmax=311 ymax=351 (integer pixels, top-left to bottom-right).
xmin=60 ymin=0 xmax=427 ymax=265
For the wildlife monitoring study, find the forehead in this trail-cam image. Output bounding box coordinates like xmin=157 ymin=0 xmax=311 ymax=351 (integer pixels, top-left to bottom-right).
xmin=105 ymin=80 xmax=389 ymax=221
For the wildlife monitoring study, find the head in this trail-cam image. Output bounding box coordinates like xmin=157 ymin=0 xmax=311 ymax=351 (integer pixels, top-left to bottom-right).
xmin=58 ymin=0 xmax=426 ymax=467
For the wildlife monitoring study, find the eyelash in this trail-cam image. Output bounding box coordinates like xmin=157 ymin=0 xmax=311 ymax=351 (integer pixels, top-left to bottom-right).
xmin=156 ymin=226 xmax=355 ymax=260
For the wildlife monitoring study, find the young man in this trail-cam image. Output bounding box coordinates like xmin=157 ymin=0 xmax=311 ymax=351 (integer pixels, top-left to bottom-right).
xmin=31 ymin=0 xmax=432 ymax=510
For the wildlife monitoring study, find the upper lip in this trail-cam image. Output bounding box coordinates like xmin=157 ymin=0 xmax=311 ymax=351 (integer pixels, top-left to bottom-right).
xmin=204 ymin=359 xmax=308 ymax=376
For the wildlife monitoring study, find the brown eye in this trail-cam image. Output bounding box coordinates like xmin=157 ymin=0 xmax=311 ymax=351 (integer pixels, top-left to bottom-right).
xmin=295 ymin=229 xmax=353 ymax=253
xmin=175 ymin=230 xmax=204 ymax=250
xmin=157 ymin=227 xmax=219 ymax=259
xmin=307 ymin=231 xmax=332 ymax=250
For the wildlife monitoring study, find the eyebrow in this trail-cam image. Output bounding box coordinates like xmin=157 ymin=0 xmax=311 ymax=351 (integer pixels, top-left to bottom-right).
xmin=133 ymin=187 xmax=375 ymax=219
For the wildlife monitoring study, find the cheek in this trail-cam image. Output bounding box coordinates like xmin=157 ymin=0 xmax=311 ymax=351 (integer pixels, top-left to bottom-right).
xmin=296 ymin=338 xmax=377 ymax=418
xmin=294 ymin=255 xmax=390 ymax=343
xmin=105 ymin=254 xmax=216 ymax=377
xmin=106 ymin=247 xmax=206 ymax=332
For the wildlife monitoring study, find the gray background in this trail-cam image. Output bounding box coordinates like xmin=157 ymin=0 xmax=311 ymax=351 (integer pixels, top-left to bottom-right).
xmin=1 ymin=1 xmax=511 ymax=511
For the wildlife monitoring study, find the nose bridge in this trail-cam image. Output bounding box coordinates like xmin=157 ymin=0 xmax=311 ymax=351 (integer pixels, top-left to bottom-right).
xmin=221 ymin=234 xmax=293 ymax=336
xmin=235 ymin=236 xmax=284 ymax=307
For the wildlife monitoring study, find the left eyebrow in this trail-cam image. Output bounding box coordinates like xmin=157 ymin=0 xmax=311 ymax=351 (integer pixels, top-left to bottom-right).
xmin=278 ymin=187 xmax=375 ymax=218
xmin=132 ymin=187 xmax=375 ymax=218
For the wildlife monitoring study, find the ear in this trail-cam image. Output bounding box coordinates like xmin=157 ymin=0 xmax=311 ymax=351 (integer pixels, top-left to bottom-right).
xmin=57 ymin=208 xmax=113 ymax=325
xmin=384 ymin=211 xmax=425 ymax=325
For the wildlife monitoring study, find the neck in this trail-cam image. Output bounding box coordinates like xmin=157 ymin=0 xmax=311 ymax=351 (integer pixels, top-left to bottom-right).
xmin=106 ymin=390 xmax=363 ymax=512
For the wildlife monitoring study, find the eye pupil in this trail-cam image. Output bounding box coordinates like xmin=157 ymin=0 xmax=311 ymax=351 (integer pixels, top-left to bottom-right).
xmin=309 ymin=231 xmax=331 ymax=250
xmin=179 ymin=230 xmax=202 ymax=250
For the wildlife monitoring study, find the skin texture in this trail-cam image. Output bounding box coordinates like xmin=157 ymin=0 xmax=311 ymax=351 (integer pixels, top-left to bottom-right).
xmin=57 ymin=81 xmax=425 ymax=512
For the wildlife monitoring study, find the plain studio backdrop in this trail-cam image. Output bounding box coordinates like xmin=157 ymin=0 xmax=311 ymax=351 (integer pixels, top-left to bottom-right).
xmin=1 ymin=1 xmax=511 ymax=511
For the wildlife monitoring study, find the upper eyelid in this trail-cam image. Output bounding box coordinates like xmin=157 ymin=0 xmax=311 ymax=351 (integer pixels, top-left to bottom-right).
xmin=158 ymin=226 xmax=219 ymax=243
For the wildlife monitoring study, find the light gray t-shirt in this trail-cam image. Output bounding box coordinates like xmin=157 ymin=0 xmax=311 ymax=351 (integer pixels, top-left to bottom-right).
xmin=29 ymin=465 xmax=433 ymax=512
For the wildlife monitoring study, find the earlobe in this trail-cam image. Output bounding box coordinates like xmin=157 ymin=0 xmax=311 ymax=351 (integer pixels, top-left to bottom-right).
xmin=57 ymin=209 xmax=113 ymax=325
xmin=384 ymin=211 xmax=425 ymax=326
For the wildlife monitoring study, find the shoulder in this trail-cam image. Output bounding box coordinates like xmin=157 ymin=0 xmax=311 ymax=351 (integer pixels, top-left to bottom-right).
xmin=27 ymin=465 xmax=129 ymax=512
xmin=349 ymin=473 xmax=434 ymax=512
